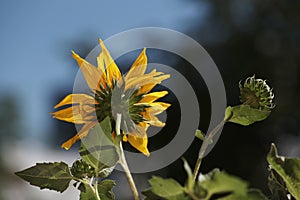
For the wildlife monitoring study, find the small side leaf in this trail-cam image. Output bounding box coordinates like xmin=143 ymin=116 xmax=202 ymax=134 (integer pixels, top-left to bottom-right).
xmin=79 ymin=117 xmax=119 ymax=175
xmin=98 ymin=179 xmax=116 ymax=200
xmin=225 ymin=105 xmax=270 ymax=126
xmin=246 ymin=189 xmax=269 ymax=200
xmin=79 ymin=180 xmax=115 ymax=200
xmin=142 ymin=189 xmax=162 ymax=200
xmin=268 ymin=168 xmax=288 ymax=200
xmin=198 ymin=169 xmax=248 ymax=200
xmin=15 ymin=162 xmax=73 ymax=193
xmin=147 ymin=176 xmax=187 ymax=200
xmin=79 ymin=184 xmax=95 ymax=200
xmin=220 ymin=189 xmax=268 ymax=200
xmin=267 ymin=143 xmax=300 ymax=199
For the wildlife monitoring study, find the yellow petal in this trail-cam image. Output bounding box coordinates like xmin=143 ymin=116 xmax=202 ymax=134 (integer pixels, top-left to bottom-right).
xmin=139 ymin=91 xmax=168 ymax=104
xmin=151 ymin=102 xmax=171 ymax=110
xmin=52 ymin=105 xmax=95 ymax=124
xmin=127 ymin=132 xmax=150 ymax=157
xmin=122 ymin=134 xmax=128 ymax=142
xmin=125 ymin=70 xmax=170 ymax=91
xmin=130 ymin=69 xmax=170 ymax=94
xmin=54 ymin=94 xmax=97 ymax=109
xmin=142 ymin=112 xmax=166 ymax=127
xmin=61 ymin=121 xmax=97 ymax=150
xmin=124 ymin=124 xmax=150 ymax=156
xmin=98 ymin=39 xmax=122 ymax=87
xmin=96 ymin=43 xmax=108 ymax=89
xmin=125 ymin=48 xmax=147 ymax=81
xmin=141 ymin=102 xmax=170 ymax=127
xmin=72 ymin=51 xmax=102 ymax=91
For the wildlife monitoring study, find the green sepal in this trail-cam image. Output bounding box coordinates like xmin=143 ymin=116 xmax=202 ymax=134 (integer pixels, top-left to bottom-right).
xmin=225 ymin=105 xmax=270 ymax=126
xmin=15 ymin=162 xmax=73 ymax=193
xmin=79 ymin=117 xmax=119 ymax=177
xmin=267 ymin=143 xmax=300 ymax=199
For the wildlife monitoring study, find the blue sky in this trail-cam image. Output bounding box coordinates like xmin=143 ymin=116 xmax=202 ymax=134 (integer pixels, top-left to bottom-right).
xmin=0 ymin=0 xmax=200 ymax=141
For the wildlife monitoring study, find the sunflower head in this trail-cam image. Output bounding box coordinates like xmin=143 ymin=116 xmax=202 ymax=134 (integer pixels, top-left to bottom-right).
xmin=52 ymin=39 xmax=170 ymax=156
xmin=239 ymin=75 xmax=275 ymax=111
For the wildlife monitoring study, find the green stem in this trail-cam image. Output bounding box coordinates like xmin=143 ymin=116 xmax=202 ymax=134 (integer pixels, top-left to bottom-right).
xmin=115 ymin=113 xmax=140 ymax=200
xmin=184 ymin=188 xmax=201 ymax=200
xmin=94 ymin=176 xmax=101 ymax=200
xmin=192 ymin=120 xmax=226 ymax=181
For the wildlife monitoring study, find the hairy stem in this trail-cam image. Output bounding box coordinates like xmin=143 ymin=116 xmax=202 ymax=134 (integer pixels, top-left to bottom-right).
xmin=94 ymin=175 xmax=101 ymax=200
xmin=116 ymin=113 xmax=140 ymax=200
xmin=193 ymin=120 xmax=226 ymax=181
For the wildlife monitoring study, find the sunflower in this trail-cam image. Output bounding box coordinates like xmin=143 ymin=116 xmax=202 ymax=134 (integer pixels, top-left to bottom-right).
xmin=52 ymin=39 xmax=170 ymax=156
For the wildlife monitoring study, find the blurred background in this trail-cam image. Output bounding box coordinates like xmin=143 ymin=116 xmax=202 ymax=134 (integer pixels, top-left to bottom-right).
xmin=0 ymin=0 xmax=299 ymax=199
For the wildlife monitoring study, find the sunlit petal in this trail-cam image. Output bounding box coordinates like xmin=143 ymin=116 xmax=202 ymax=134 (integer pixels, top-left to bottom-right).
xmin=125 ymin=48 xmax=147 ymax=81
xmin=61 ymin=121 xmax=98 ymax=150
xmin=140 ymin=102 xmax=170 ymax=127
xmin=139 ymin=91 xmax=168 ymax=104
xmin=125 ymin=73 xmax=169 ymax=91
xmin=99 ymin=39 xmax=122 ymax=87
xmin=72 ymin=51 xmax=102 ymax=91
xmin=54 ymin=93 xmax=97 ymax=109
xmin=52 ymin=105 xmax=95 ymax=124
xmin=127 ymin=125 xmax=150 ymax=157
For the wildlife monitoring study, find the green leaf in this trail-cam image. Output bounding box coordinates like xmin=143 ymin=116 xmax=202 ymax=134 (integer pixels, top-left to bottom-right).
xmin=198 ymin=169 xmax=248 ymax=200
xmin=15 ymin=162 xmax=73 ymax=193
xmin=267 ymin=143 xmax=300 ymax=199
xmin=268 ymin=169 xmax=288 ymax=200
xmin=220 ymin=189 xmax=268 ymax=200
xmin=79 ymin=184 xmax=95 ymax=200
xmin=79 ymin=180 xmax=115 ymax=200
xmin=195 ymin=129 xmax=205 ymax=141
xmin=225 ymin=105 xmax=270 ymax=126
xmin=246 ymin=189 xmax=269 ymax=200
xmin=142 ymin=189 xmax=162 ymax=200
xmin=147 ymin=176 xmax=187 ymax=200
xmin=98 ymin=179 xmax=116 ymax=200
xmin=79 ymin=117 xmax=119 ymax=176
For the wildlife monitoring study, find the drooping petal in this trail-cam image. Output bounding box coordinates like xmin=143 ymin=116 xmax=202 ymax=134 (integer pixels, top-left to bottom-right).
xmin=126 ymin=125 xmax=150 ymax=156
xmin=52 ymin=105 xmax=95 ymax=124
xmin=139 ymin=91 xmax=168 ymax=104
xmin=125 ymin=48 xmax=147 ymax=81
xmin=127 ymin=135 xmax=150 ymax=157
xmin=150 ymin=102 xmax=171 ymax=110
xmin=54 ymin=94 xmax=97 ymax=109
xmin=98 ymin=39 xmax=122 ymax=87
xmin=141 ymin=102 xmax=171 ymax=127
xmin=61 ymin=121 xmax=97 ymax=150
xmin=72 ymin=51 xmax=103 ymax=91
